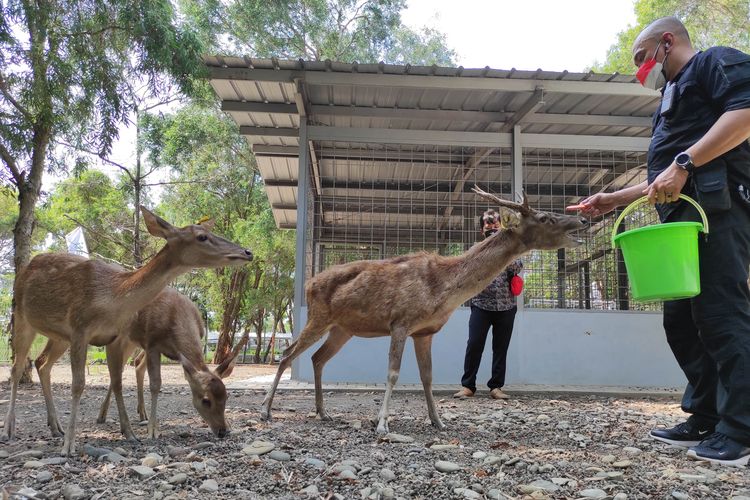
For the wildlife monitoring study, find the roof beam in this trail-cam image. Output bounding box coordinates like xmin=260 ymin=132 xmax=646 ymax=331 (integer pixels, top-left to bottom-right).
xmin=208 ymin=66 xmax=658 ymax=97
xmin=525 ymin=113 xmax=653 ymax=128
xmin=240 ymin=126 xmax=299 ymax=137
xmin=310 ymin=104 xmax=509 ymax=123
xmin=307 ymin=126 xmax=512 ymax=147
xmin=222 ymin=101 xmax=297 ymax=115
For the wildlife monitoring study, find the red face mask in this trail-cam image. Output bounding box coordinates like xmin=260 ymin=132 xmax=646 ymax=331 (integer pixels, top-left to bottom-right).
xmin=636 ymin=41 xmax=667 ymax=90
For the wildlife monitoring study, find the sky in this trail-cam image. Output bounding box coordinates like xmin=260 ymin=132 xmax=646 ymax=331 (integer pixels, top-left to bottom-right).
xmin=401 ymin=0 xmax=637 ymax=72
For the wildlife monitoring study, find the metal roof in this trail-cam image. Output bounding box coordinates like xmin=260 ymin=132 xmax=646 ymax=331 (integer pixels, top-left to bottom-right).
xmin=205 ymin=57 xmax=658 ymax=230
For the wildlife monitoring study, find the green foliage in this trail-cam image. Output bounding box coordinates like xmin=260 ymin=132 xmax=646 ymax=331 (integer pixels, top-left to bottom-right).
xmin=593 ymin=0 xmax=750 ymax=74
xmin=184 ymin=0 xmax=457 ymax=65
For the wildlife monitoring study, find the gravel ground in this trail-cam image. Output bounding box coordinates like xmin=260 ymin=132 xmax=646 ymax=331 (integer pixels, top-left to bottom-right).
xmin=1 ymin=365 xmax=749 ymax=499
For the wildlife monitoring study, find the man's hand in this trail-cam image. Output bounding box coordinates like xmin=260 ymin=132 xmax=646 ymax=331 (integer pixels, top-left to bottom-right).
xmin=567 ymin=192 xmax=620 ymax=217
xmin=643 ymin=162 xmax=689 ymax=205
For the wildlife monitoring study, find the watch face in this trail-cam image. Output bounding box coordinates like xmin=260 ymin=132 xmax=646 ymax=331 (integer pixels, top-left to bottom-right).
xmin=676 ymin=153 xmax=690 ymax=166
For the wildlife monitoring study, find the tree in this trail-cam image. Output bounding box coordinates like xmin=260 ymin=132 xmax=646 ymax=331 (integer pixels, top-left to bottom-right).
xmin=0 ymin=0 xmax=204 ymax=379
xmin=593 ymin=0 xmax=750 ymax=74
xmin=190 ymin=0 xmax=457 ymax=65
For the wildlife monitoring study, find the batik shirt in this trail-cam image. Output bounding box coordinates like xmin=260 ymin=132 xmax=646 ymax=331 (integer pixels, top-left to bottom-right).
xmin=470 ymin=259 xmax=523 ymax=312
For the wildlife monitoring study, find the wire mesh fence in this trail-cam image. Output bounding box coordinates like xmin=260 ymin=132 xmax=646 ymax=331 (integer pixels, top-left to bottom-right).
xmin=304 ymin=141 xmax=661 ymax=312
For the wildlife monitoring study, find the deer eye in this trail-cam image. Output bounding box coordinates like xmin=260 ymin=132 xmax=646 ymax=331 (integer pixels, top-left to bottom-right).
xmin=202 ymin=398 xmax=211 ymax=407
xmin=197 ymin=234 xmax=208 ymax=242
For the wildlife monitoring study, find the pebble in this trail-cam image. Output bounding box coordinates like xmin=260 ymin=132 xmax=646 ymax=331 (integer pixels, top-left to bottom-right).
xmin=613 ymin=460 xmax=632 ymax=468
xmin=82 ymin=444 xmax=114 ymax=458
xmin=483 ymin=456 xmax=503 ymax=466
xmin=37 ymin=470 xmax=54 ymax=483
xmin=525 ymin=480 xmax=560 ymax=493
xmin=430 ymin=444 xmax=458 ymax=451
xmin=242 ymin=440 xmax=275 ymax=456
xmin=10 ymin=450 xmax=44 ymax=461
xmin=679 ymin=473 xmax=707 ymax=482
xmin=300 ymin=485 xmax=320 ymax=497
xmin=17 ymin=488 xmax=40 ymax=498
xmin=380 ymin=468 xmax=396 ymax=482
xmin=167 ymin=446 xmax=188 ymax=458
xmin=672 ymin=491 xmax=690 ymax=500
xmin=382 ymin=433 xmax=414 ymax=443
xmin=206 ymin=458 xmax=219 ymax=468
xmin=486 ymin=490 xmax=505 ymax=500
xmin=0 ymin=450 xmax=8 ymax=459
xmin=338 ymin=469 xmax=357 ymax=480
xmin=304 ymin=457 xmax=327 ymax=469
xmin=268 ymin=450 xmax=291 ymax=462
xmin=453 ymin=488 xmax=482 ymax=499
xmin=42 ymin=457 xmax=67 ymax=465
xmin=168 ymin=473 xmax=188 ymax=485
xmin=601 ymin=454 xmax=616 ymax=463
xmin=130 ymin=465 xmax=156 ymax=479
xmin=103 ymin=452 xmax=126 ymax=463
xmin=193 ymin=442 xmax=214 ymax=450
xmin=62 ymin=484 xmax=85 ymax=500
xmin=614 ymin=494 xmax=628 ymax=500
xmin=199 ymin=479 xmax=219 ymax=493
xmin=435 ymin=460 xmax=462 ymax=473
xmin=623 ymin=446 xmax=642 ymax=455
xmin=579 ymin=489 xmax=608 ymax=499
xmin=23 ymin=460 xmax=45 ymax=469
xmin=192 ymin=461 xmax=205 ymax=471
xmin=472 ymin=451 xmax=487 ymax=460
xmin=142 ymin=453 xmax=163 ymax=467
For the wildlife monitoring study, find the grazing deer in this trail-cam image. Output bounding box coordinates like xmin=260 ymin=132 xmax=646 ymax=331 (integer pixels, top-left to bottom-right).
xmin=260 ymin=187 xmax=588 ymax=434
xmin=92 ymin=288 xmax=248 ymax=439
xmin=6 ymin=207 xmax=253 ymax=455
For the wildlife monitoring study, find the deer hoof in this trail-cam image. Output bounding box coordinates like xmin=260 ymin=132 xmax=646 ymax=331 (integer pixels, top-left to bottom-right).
xmin=432 ymin=419 xmax=446 ymax=431
xmin=50 ymin=423 xmax=65 ymax=438
xmin=60 ymin=439 xmax=75 ymax=457
xmin=317 ymin=411 xmax=332 ymax=421
xmin=259 ymin=409 xmax=271 ymax=421
xmin=95 ymin=416 xmax=106 ymax=425
xmin=375 ymin=422 xmax=389 ymax=435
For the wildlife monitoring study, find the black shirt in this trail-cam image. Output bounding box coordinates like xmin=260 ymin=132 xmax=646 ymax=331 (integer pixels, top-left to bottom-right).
xmin=647 ymin=46 xmax=750 ymax=221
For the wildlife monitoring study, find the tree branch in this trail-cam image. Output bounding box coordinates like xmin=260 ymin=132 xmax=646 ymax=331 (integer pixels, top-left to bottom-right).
xmin=0 ymin=140 xmax=23 ymax=186
xmin=54 ymin=139 xmax=135 ymax=183
xmin=62 ymin=214 xmax=133 ymax=254
xmin=0 ymin=70 xmax=33 ymax=122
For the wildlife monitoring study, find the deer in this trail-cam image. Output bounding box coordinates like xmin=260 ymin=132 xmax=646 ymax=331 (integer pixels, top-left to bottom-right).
xmin=85 ymin=287 xmax=245 ymax=439
xmin=260 ymin=186 xmax=588 ymax=434
xmin=5 ymin=207 xmax=253 ymax=455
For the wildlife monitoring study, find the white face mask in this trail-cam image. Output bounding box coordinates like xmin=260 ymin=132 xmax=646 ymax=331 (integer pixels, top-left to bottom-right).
xmin=636 ymin=40 xmax=669 ymax=90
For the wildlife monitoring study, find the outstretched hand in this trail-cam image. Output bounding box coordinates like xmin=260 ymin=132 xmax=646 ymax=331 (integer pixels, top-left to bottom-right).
xmin=566 ymin=192 xmax=619 ymax=218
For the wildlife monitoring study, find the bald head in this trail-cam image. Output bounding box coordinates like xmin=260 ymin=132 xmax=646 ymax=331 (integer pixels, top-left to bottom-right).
xmin=635 ymin=16 xmax=691 ymax=49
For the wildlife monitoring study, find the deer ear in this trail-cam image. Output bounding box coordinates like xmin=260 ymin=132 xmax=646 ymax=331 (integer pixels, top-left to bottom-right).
xmin=141 ymin=206 xmax=176 ymax=239
xmin=198 ymin=218 xmax=215 ymax=231
xmin=178 ymin=353 xmax=198 ymax=377
xmin=215 ymin=348 xmax=241 ymax=379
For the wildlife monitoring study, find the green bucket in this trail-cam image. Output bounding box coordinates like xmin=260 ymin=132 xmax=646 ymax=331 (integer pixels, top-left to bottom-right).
xmin=611 ymin=195 xmax=708 ymax=302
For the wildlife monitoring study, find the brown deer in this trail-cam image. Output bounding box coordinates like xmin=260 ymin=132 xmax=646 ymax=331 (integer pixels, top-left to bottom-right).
xmin=87 ymin=288 xmax=246 ymax=439
xmin=260 ymin=186 xmax=588 ymax=434
xmin=6 ymin=207 xmax=253 ymax=455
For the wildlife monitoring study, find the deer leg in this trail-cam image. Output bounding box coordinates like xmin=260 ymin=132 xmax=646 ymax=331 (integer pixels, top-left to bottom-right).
xmin=311 ymin=326 xmax=352 ymax=421
xmin=146 ymin=350 xmax=162 ymax=439
xmin=61 ymin=338 xmax=87 ymax=456
xmin=135 ymin=350 xmax=148 ymax=422
xmin=413 ymin=334 xmax=445 ymax=430
xmin=105 ymin=341 xmax=138 ymax=442
xmin=260 ymin=320 xmax=329 ymax=421
xmin=97 ymin=341 xmax=137 ymax=424
xmin=3 ymin=316 xmax=36 ymax=441
xmin=376 ymin=330 xmax=408 ymax=435
xmin=35 ymin=339 xmax=70 ymax=437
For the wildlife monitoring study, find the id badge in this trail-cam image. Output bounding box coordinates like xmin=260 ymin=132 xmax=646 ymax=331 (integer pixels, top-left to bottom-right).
xmin=660 ymin=81 xmax=677 ymax=116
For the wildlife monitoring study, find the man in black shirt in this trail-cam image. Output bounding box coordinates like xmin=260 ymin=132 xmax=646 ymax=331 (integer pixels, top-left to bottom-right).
xmin=576 ymin=16 xmax=750 ymax=466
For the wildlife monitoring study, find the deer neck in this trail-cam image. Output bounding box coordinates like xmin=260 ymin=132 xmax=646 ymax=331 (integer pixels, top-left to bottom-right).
xmin=449 ymin=229 xmax=527 ymax=303
xmin=115 ymin=247 xmax=188 ymax=316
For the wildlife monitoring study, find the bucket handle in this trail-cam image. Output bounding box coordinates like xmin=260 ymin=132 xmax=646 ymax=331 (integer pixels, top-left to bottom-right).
xmin=610 ymin=194 xmax=709 ymax=249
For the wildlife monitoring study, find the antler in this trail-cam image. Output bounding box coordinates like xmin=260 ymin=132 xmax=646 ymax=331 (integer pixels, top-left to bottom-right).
xmin=471 ymin=185 xmax=533 ymax=216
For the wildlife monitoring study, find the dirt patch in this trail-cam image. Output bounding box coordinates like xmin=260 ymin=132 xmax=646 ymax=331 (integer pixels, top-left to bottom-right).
xmin=0 ymin=367 xmax=748 ymax=499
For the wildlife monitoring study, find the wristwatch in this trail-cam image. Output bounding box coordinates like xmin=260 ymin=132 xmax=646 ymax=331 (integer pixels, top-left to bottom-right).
xmin=674 ymin=152 xmax=695 ymax=173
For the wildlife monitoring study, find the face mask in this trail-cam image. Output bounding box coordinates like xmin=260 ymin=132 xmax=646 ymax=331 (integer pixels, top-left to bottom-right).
xmin=483 ymin=222 xmax=501 ymax=238
xmin=636 ymin=40 xmax=668 ymax=90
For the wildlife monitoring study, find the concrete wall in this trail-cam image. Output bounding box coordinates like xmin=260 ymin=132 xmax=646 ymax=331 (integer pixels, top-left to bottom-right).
xmin=291 ymin=307 xmax=687 ymax=389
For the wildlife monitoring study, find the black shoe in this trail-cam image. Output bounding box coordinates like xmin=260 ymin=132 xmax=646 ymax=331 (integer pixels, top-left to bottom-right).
xmin=649 ymin=421 xmax=714 ymax=447
xmin=687 ymin=432 xmax=750 ymax=467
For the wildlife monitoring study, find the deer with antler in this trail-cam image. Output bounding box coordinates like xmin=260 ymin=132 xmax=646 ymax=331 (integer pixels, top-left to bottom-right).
xmin=5 ymin=207 xmax=253 ymax=455
xmin=260 ymin=187 xmax=588 ymax=434
xmin=74 ymin=287 xmax=246 ymax=439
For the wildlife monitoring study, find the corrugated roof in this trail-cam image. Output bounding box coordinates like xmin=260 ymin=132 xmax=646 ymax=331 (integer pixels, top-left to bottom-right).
xmin=205 ymin=57 xmax=657 ymax=232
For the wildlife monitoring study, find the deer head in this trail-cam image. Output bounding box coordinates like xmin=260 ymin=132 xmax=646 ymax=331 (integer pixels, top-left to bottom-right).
xmin=141 ymin=207 xmax=253 ymax=267
xmin=472 ymin=185 xmax=588 ymax=249
xmin=178 ymin=339 xmax=246 ymax=438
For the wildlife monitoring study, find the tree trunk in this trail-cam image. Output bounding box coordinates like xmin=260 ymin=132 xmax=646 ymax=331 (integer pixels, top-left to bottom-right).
xmin=253 ymin=308 xmax=264 ymax=364
xmin=212 ymin=268 xmax=248 ymax=364
xmin=133 ymin=109 xmax=143 ymax=267
xmin=11 ymin=127 xmax=51 ymax=384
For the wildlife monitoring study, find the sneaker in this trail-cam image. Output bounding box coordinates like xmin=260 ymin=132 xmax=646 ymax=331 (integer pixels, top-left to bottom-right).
xmin=489 ymin=388 xmax=510 ymax=400
xmin=453 ymin=387 xmax=474 ymax=399
xmin=649 ymin=421 xmax=714 ymax=447
xmin=687 ymin=432 xmax=750 ymax=467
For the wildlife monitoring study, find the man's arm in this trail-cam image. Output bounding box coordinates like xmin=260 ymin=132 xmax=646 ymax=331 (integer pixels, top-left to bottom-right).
xmin=645 ymin=108 xmax=750 ymax=204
